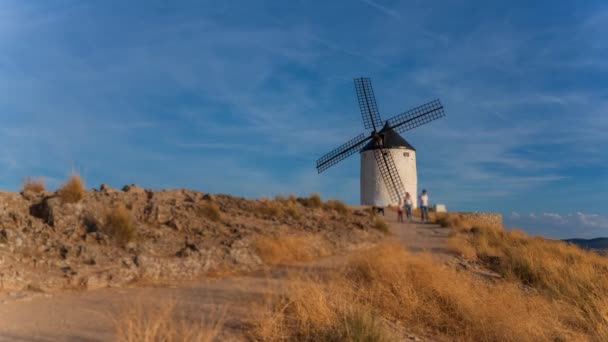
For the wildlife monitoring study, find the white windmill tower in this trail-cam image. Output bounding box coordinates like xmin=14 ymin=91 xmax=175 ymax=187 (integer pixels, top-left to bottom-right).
xmin=316 ymin=77 xmax=445 ymax=207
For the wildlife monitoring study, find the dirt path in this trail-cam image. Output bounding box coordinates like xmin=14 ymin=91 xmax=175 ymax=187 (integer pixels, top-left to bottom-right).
xmin=0 ymin=210 xmax=449 ymax=341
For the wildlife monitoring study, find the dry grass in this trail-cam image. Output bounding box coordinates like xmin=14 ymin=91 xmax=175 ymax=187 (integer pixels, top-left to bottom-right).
xmin=253 ymin=234 xmax=330 ymax=265
xmin=372 ymin=217 xmax=389 ymax=234
xmin=448 ymin=224 xmax=608 ymax=339
xmin=198 ymin=200 xmax=221 ymax=222
xmin=323 ymin=199 xmax=349 ymax=216
xmin=58 ymin=173 xmax=86 ymax=203
xmin=253 ymin=243 xmax=585 ymax=341
xmin=104 ymin=204 xmax=136 ymax=245
xmin=257 ymin=197 xmax=302 ymax=221
xmin=21 ymin=177 xmax=46 ymax=193
xmin=297 ymin=193 xmax=323 ymax=209
xmin=114 ymin=301 xmax=223 ymax=342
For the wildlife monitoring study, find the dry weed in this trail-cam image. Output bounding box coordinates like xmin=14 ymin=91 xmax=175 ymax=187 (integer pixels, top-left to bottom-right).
xmin=114 ymin=301 xmax=224 ymax=342
xmin=21 ymin=177 xmax=45 ymax=193
xmin=104 ymin=204 xmax=136 ymax=245
xmin=324 ymin=199 xmax=349 ymax=216
xmin=372 ymin=217 xmax=389 ymax=234
xmin=297 ymin=193 xmax=323 ymax=209
xmin=198 ymin=200 xmax=221 ymax=222
xmin=58 ymin=173 xmax=85 ymax=203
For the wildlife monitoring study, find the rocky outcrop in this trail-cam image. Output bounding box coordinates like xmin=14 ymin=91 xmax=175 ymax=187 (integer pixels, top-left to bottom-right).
xmin=0 ymin=187 xmax=382 ymax=293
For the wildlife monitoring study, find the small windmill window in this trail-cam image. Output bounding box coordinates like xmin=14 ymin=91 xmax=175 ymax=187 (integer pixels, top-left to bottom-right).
xmin=403 ymin=152 xmax=410 ymax=157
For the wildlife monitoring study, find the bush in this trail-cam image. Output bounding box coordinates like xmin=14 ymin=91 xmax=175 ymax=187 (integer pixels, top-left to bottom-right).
xmin=297 ymin=193 xmax=323 ymax=209
xmin=115 ymin=300 xmax=224 ymax=342
xmin=104 ymin=204 xmax=136 ymax=245
xmin=372 ymin=217 xmax=389 ymax=234
xmin=198 ymin=201 xmax=221 ymax=222
xmin=324 ymin=199 xmax=349 ymax=216
xmin=21 ymin=177 xmax=46 ymax=194
xmin=58 ymin=174 xmax=85 ymax=203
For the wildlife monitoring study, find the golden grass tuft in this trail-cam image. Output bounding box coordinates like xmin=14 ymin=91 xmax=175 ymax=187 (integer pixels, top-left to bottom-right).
xmin=58 ymin=173 xmax=86 ymax=203
xmin=21 ymin=177 xmax=46 ymax=193
xmin=253 ymin=234 xmax=329 ymax=265
xmin=114 ymin=301 xmax=223 ymax=342
xmin=323 ymin=199 xmax=349 ymax=216
xmin=297 ymin=193 xmax=323 ymax=209
xmin=251 ymin=278 xmax=394 ymax=341
xmin=253 ymin=242 xmax=583 ymax=341
xmin=449 ymin=224 xmax=608 ymax=339
xmin=104 ymin=204 xmax=136 ymax=245
xmin=198 ymin=200 xmax=221 ymax=222
xmin=372 ymin=217 xmax=389 ymax=234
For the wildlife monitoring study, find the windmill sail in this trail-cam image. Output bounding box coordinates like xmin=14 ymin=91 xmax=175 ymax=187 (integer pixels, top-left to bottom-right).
xmin=316 ymin=133 xmax=371 ymax=173
xmin=354 ymin=78 xmax=383 ymax=131
xmin=387 ymin=99 xmax=445 ymax=134
xmin=373 ymin=148 xmax=406 ymax=203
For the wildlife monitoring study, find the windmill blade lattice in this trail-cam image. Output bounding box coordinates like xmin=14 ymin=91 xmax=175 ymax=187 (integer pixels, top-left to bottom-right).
xmin=316 ymin=133 xmax=372 ymax=173
xmin=373 ymin=149 xmax=406 ymax=203
xmin=387 ymin=99 xmax=445 ymax=134
xmin=354 ymin=78 xmax=383 ymax=131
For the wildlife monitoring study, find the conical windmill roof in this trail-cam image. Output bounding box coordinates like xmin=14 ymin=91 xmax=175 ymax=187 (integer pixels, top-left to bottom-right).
xmin=360 ymin=122 xmax=416 ymax=152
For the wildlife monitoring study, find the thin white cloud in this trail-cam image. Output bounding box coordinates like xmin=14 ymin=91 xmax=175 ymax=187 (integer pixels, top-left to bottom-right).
xmin=358 ymin=0 xmax=401 ymax=19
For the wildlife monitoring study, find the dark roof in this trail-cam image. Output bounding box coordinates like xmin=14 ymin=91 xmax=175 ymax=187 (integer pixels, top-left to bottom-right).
xmin=360 ymin=122 xmax=416 ymax=152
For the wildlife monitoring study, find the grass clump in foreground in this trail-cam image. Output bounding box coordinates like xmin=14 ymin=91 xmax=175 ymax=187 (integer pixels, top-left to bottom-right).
xmin=58 ymin=174 xmax=86 ymax=203
xmin=449 ymin=223 xmax=608 ymax=339
xmin=104 ymin=204 xmax=136 ymax=245
xmin=252 ymin=242 xmax=585 ymax=341
xmin=372 ymin=217 xmax=389 ymax=234
xmin=114 ymin=301 xmax=223 ymax=342
xmin=21 ymin=177 xmax=46 ymax=194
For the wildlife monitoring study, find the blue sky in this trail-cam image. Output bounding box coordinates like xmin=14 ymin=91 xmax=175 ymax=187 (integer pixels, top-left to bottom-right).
xmin=1 ymin=0 xmax=607 ymax=238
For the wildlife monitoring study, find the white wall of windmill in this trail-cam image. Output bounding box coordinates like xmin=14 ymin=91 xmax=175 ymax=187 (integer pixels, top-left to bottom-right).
xmin=360 ymin=148 xmax=417 ymax=208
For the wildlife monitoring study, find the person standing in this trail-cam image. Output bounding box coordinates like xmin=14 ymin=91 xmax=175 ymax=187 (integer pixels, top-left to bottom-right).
xmin=419 ymin=189 xmax=429 ymax=222
xmin=397 ymin=198 xmax=404 ymax=223
xmin=405 ymin=192 xmax=413 ymax=222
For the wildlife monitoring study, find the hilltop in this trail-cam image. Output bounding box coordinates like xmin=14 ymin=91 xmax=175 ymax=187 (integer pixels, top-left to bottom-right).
xmin=0 ymin=183 xmax=384 ymax=292
xmin=1 ymin=184 xmax=607 ymax=341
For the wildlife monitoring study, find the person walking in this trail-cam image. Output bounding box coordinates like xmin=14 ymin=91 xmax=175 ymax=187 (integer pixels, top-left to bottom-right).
xmin=404 ymin=192 xmax=413 ymax=222
xmin=419 ymin=189 xmax=429 ymax=222
xmin=397 ymin=198 xmax=404 ymax=223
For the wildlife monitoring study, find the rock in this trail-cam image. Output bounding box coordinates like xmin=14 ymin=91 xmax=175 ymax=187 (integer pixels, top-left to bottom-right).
xmin=122 ymin=184 xmax=146 ymax=194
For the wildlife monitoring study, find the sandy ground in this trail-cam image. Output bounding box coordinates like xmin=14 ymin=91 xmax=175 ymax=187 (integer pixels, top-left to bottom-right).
xmin=0 ymin=209 xmax=449 ymax=341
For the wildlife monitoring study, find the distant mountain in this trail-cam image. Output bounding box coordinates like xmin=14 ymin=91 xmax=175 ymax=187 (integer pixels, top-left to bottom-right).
xmin=564 ymin=238 xmax=608 ymax=252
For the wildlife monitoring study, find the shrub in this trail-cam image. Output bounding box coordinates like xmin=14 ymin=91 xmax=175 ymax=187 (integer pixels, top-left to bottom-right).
xmin=198 ymin=201 xmax=221 ymax=222
xmin=104 ymin=204 xmax=136 ymax=245
xmin=323 ymin=199 xmax=349 ymax=216
xmin=372 ymin=217 xmax=389 ymax=234
xmin=21 ymin=177 xmax=46 ymax=193
xmin=297 ymin=193 xmax=323 ymax=209
xmin=115 ymin=301 xmax=223 ymax=342
xmin=58 ymin=174 xmax=85 ymax=203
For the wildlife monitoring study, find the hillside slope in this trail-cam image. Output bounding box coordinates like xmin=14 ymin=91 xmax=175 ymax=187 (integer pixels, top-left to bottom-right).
xmin=0 ymin=185 xmax=383 ymax=292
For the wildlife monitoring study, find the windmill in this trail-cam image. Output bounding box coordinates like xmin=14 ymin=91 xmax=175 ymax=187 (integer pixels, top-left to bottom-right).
xmin=316 ymin=77 xmax=445 ymax=208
